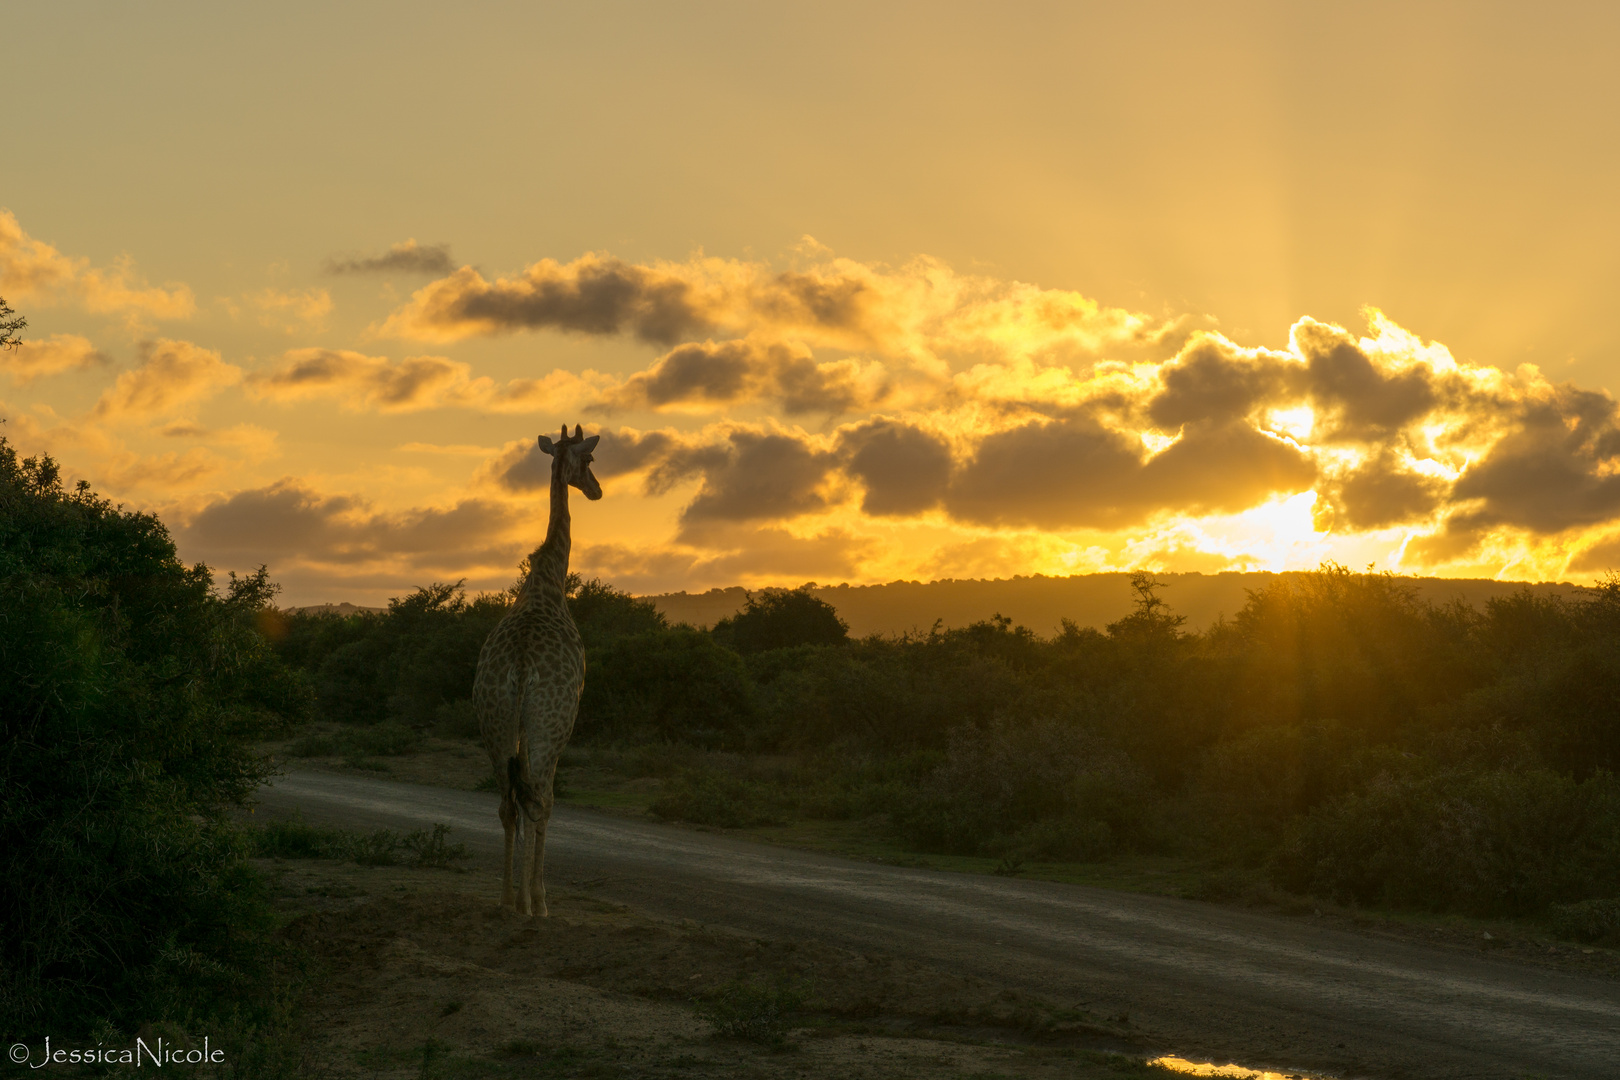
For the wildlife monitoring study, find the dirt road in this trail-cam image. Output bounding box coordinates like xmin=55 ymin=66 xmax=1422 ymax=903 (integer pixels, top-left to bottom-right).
xmin=255 ymin=769 xmax=1620 ymax=1080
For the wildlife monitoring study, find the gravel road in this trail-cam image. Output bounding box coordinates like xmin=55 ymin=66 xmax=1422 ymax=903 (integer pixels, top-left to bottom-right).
xmin=254 ymin=769 xmax=1620 ymax=1080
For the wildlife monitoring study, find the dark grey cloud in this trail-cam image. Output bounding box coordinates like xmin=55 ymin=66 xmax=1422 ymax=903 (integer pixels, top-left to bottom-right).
xmin=181 ymin=480 xmax=521 ymax=568
xmin=1570 ymin=534 xmax=1620 ymax=573
xmin=392 ymin=256 xmax=714 ymax=345
xmin=948 ymin=415 xmax=1315 ymax=529
xmin=1327 ymin=452 xmax=1448 ymax=530
xmin=667 ymin=430 xmax=839 ymax=525
xmin=1293 ymin=320 xmax=1440 ymax=438
xmin=325 ymin=240 xmax=456 ymax=276
xmin=755 ymin=271 xmax=873 ymax=337
xmin=609 ymin=339 xmax=883 ymax=415
xmin=1445 ymin=387 xmax=1620 ymax=534
xmin=838 ymin=419 xmax=952 ymax=516
xmin=1147 ymin=337 xmax=1297 ymax=428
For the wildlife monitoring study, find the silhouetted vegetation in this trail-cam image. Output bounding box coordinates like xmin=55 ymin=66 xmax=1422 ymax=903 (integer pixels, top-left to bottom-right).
xmin=0 ymin=295 xmax=25 ymax=349
xmin=0 ymin=440 xmax=309 ymax=1042
xmin=275 ymin=565 xmax=1620 ymax=924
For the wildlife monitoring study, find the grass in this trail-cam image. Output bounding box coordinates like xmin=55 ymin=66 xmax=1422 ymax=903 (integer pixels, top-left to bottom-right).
xmin=245 ymin=815 xmax=470 ymax=869
xmin=695 ymin=981 xmax=805 ymax=1047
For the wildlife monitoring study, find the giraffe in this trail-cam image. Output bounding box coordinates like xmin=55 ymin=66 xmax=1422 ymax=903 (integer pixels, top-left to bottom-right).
xmin=474 ymin=423 xmax=601 ymax=916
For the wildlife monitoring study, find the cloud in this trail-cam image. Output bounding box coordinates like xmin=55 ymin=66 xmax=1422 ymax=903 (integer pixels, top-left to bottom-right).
xmin=325 ymin=239 xmax=455 ymax=276
xmin=0 ymin=210 xmax=194 ymax=324
xmin=608 ymin=337 xmax=890 ymax=415
xmin=1293 ymin=319 xmax=1442 ymax=439
xmin=663 ymin=429 xmax=841 ymax=526
xmin=248 ymin=349 xmax=471 ymax=412
xmin=1443 ymin=384 xmax=1620 ymax=534
xmin=838 ymin=418 xmax=952 ymax=516
xmin=247 ymin=348 xmax=613 ymax=415
xmin=179 ymin=479 xmax=527 ymax=572
xmin=1147 ymin=336 xmax=1297 ymax=428
xmin=92 ymin=339 xmax=241 ymax=421
xmin=376 ymin=256 xmax=716 ymax=345
xmin=1570 ymin=534 xmax=1620 ymax=574
xmin=947 ymin=414 xmax=1315 ymax=530
xmin=0 ymin=334 xmax=110 ymax=385
xmin=1324 ymin=451 xmax=1448 ymax=530
xmin=247 ymin=287 xmax=332 ymax=331
xmin=373 ymin=243 xmax=1190 ymax=368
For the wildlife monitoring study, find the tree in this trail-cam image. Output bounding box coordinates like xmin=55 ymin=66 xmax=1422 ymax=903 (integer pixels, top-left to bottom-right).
xmin=0 ymin=296 xmax=24 ymax=350
xmin=0 ymin=439 xmax=309 ymax=1035
xmin=713 ymin=586 xmax=849 ymax=654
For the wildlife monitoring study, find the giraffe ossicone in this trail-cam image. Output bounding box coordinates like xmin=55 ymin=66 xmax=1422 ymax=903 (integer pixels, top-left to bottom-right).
xmin=473 ymin=422 xmax=601 ymax=915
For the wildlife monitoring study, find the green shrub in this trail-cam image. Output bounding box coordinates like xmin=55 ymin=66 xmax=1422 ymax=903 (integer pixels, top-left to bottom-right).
xmin=696 ymin=982 xmax=803 ymax=1044
xmin=649 ymin=770 xmax=787 ymax=828
xmin=1547 ymin=898 xmax=1620 ymax=944
xmin=898 ymin=718 xmax=1144 ymax=858
xmin=1274 ymin=765 xmax=1620 ymax=915
xmin=433 ymin=698 xmax=480 ymax=739
xmin=287 ymin=723 xmax=422 ymax=759
xmin=1008 ymin=815 xmax=1115 ymax=862
xmin=287 ymin=732 xmax=338 ymax=757
xmin=403 ymin=823 xmax=470 ymax=868
xmin=0 ymin=441 xmax=308 ymax=1037
xmin=342 ymin=721 xmax=423 ymax=757
xmin=712 ymin=586 xmax=848 ymax=654
xmin=245 ymin=816 xmax=468 ymax=869
xmin=246 ymin=816 xmax=356 ymax=859
xmin=1193 ymin=722 xmax=1365 ymax=855
xmin=580 ymin=629 xmax=755 ymax=746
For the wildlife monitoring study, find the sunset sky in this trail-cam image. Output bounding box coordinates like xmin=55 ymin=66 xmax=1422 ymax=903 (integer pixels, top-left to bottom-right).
xmin=5 ymin=2 xmax=1620 ymax=605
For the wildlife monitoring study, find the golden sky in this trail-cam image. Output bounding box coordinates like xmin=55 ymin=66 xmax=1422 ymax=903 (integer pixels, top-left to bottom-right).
xmin=5 ymin=2 xmax=1620 ymax=605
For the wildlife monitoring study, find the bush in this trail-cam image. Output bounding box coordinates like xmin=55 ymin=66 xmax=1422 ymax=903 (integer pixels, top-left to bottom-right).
xmin=0 ymin=441 xmax=309 ymax=1036
xmin=1193 ymin=722 xmax=1365 ymax=854
xmin=1547 ymin=898 xmax=1620 ymax=945
xmin=245 ymin=816 xmax=468 ymax=869
xmin=433 ymin=698 xmax=480 ymax=739
xmin=898 ymin=718 xmax=1144 ymax=858
xmin=649 ymin=770 xmax=787 ymax=828
xmin=580 ymin=629 xmax=755 ymax=746
xmin=713 ymin=586 xmax=848 ymax=654
xmin=1274 ymin=765 xmax=1620 ymax=915
xmin=696 ymin=982 xmax=803 ymax=1045
xmin=287 ymin=722 xmax=423 ymax=762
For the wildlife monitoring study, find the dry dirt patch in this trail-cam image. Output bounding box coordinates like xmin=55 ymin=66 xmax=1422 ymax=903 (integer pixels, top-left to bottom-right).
xmin=265 ymin=859 xmax=1162 ymax=1079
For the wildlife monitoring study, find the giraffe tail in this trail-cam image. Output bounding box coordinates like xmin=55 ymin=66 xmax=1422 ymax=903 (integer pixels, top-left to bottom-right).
xmin=508 ymin=755 xmax=542 ymax=820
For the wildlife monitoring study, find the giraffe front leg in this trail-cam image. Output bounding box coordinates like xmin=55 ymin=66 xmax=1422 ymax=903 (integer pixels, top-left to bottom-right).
xmin=498 ymin=794 xmax=518 ymax=910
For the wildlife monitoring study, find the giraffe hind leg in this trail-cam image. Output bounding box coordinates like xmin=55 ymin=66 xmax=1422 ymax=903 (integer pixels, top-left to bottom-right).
xmin=497 ymin=787 xmax=518 ymax=910
xmin=526 ymin=756 xmax=557 ymax=917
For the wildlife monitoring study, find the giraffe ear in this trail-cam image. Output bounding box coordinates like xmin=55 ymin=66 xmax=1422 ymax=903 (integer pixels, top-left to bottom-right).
xmin=581 ymin=435 xmax=600 ymax=452
xmin=537 ymin=435 xmax=556 ymax=455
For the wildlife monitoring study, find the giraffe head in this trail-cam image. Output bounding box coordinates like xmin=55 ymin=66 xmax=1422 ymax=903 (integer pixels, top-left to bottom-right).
xmin=537 ymin=424 xmax=602 ymax=500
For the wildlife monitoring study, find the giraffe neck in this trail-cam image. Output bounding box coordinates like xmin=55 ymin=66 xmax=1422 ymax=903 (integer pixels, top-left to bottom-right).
xmin=519 ymin=460 xmax=572 ymax=609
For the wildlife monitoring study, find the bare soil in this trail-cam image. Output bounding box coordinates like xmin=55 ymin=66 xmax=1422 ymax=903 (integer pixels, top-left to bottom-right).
xmin=263 ymin=858 xmax=1176 ymax=1080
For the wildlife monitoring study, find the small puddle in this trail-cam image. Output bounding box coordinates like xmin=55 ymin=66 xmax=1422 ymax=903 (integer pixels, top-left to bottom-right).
xmin=1150 ymin=1056 xmax=1340 ymax=1080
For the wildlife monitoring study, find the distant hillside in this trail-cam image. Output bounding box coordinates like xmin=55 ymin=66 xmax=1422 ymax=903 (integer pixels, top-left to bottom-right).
xmin=288 ymin=602 xmax=385 ymax=617
xmin=643 ymin=572 xmax=1588 ymax=638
